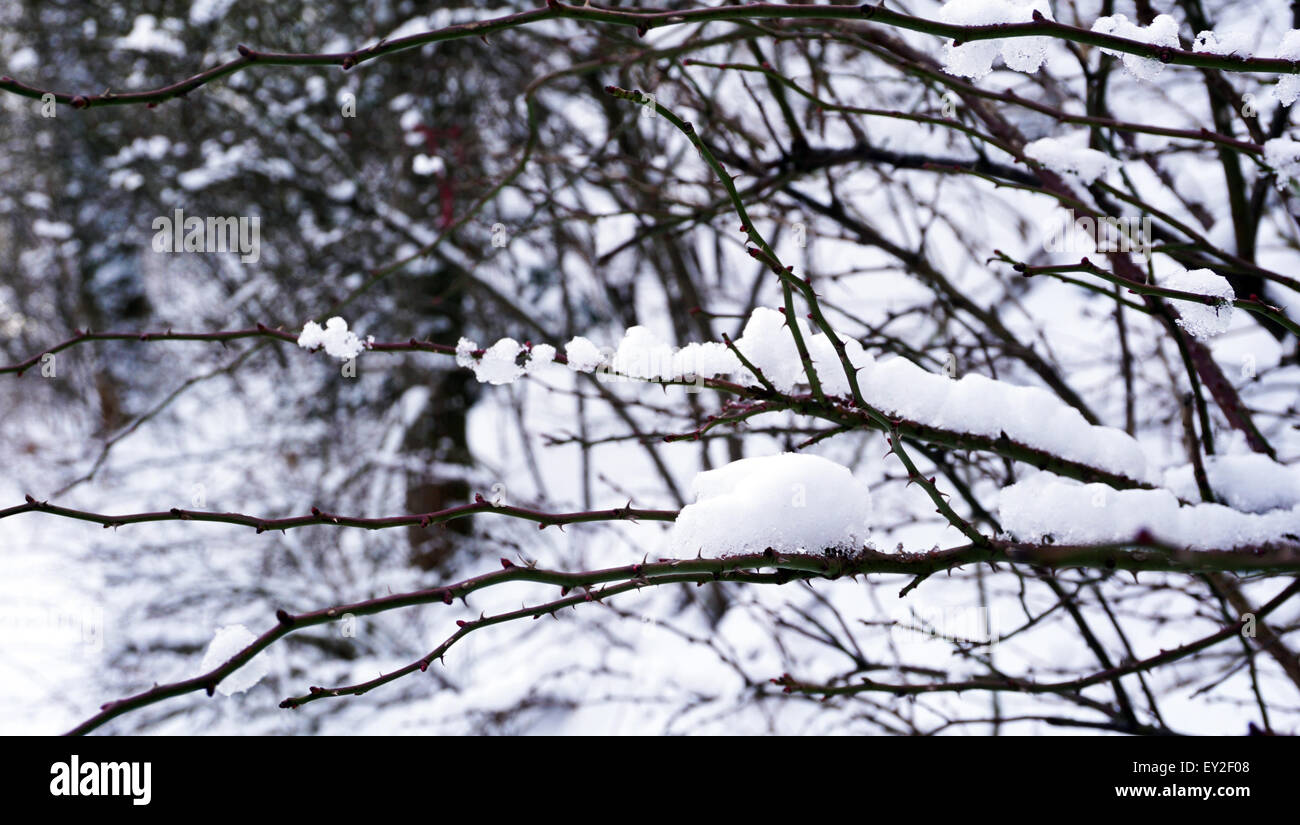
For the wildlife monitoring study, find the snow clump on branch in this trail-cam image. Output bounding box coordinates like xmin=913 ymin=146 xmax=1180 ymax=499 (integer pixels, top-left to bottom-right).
xmin=455 ymin=337 xmax=553 ymax=384
xmin=198 ymin=624 xmax=269 ymax=696
xmin=1024 ymin=131 xmax=1121 ymax=185
xmin=1090 ymin=14 xmax=1180 ymax=81
xmin=1000 ymin=472 xmax=1300 ymax=550
xmin=937 ymin=0 xmax=1054 ymax=80
xmin=297 ymin=317 xmax=370 ymax=360
xmin=456 ymin=306 xmax=1155 ymax=484
xmin=1160 ymin=268 xmax=1235 ymax=340
xmin=1163 ymin=454 xmax=1300 ymax=514
xmin=670 ymin=453 xmax=874 ymax=556
xmin=1273 ymin=31 xmax=1300 ymax=105
xmin=1263 ymin=137 xmax=1300 ymax=182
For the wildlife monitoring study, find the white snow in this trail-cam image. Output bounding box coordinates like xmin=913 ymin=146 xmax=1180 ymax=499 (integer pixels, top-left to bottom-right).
xmin=189 ymin=0 xmax=236 ymax=25
xmin=1263 ymin=137 xmax=1300 ymax=181
xmin=473 ymin=337 xmax=522 ymax=384
xmin=1163 ymin=454 xmax=1300 ymax=513
xmin=728 ymin=307 xmax=873 ymax=396
xmin=1000 ymin=472 xmax=1300 ymax=550
xmin=1024 ymin=131 xmax=1120 ymax=185
xmin=297 ymin=317 xmax=368 ymax=360
xmin=609 ymin=326 xmax=678 ymax=380
xmin=1090 ymin=14 xmax=1181 ymax=81
xmin=399 ymin=110 xmax=422 ymax=132
xmin=670 ymin=453 xmax=873 ymax=556
xmin=672 ymin=342 xmax=738 ymax=379
xmin=455 ymin=337 xmax=478 ymax=369
xmin=326 ymin=180 xmax=356 ymax=201
xmin=8 ymin=47 xmax=37 ymax=73
xmin=114 ymin=15 xmax=185 ymax=57
xmin=1273 ymin=31 xmax=1300 ymax=105
xmin=1160 ymin=268 xmax=1235 ymax=340
xmin=525 ymin=343 xmax=556 ymax=373
xmin=862 ymin=355 xmax=1152 ymax=483
xmin=474 ymin=338 xmax=525 ymax=385
xmin=33 ymin=220 xmax=74 ymax=240
xmin=457 ymin=338 xmax=556 ymax=383
xmin=412 ymin=154 xmax=445 ymax=176
xmin=1192 ymin=29 xmax=1248 ymax=56
xmin=198 ymin=624 xmax=269 ymax=696
xmin=937 ymin=0 xmax=1054 ymax=80
xmin=456 ymin=308 xmax=1154 ymax=483
xmin=564 ymin=337 xmax=606 ymax=373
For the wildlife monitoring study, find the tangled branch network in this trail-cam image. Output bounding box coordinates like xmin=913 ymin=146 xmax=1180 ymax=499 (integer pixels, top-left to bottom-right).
xmin=4 ymin=1 xmax=1300 ymax=735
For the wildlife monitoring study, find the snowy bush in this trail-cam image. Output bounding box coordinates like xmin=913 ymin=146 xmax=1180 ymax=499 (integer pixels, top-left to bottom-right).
xmin=1 ymin=0 xmax=1299 ymax=738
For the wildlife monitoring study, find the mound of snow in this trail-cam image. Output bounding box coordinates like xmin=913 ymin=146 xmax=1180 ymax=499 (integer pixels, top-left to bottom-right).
xmin=1163 ymin=455 xmax=1300 ymax=513
xmin=670 ymin=453 xmax=873 ymax=556
xmin=298 ymin=317 xmax=369 ymax=360
xmin=999 ymin=472 xmax=1300 ymax=549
